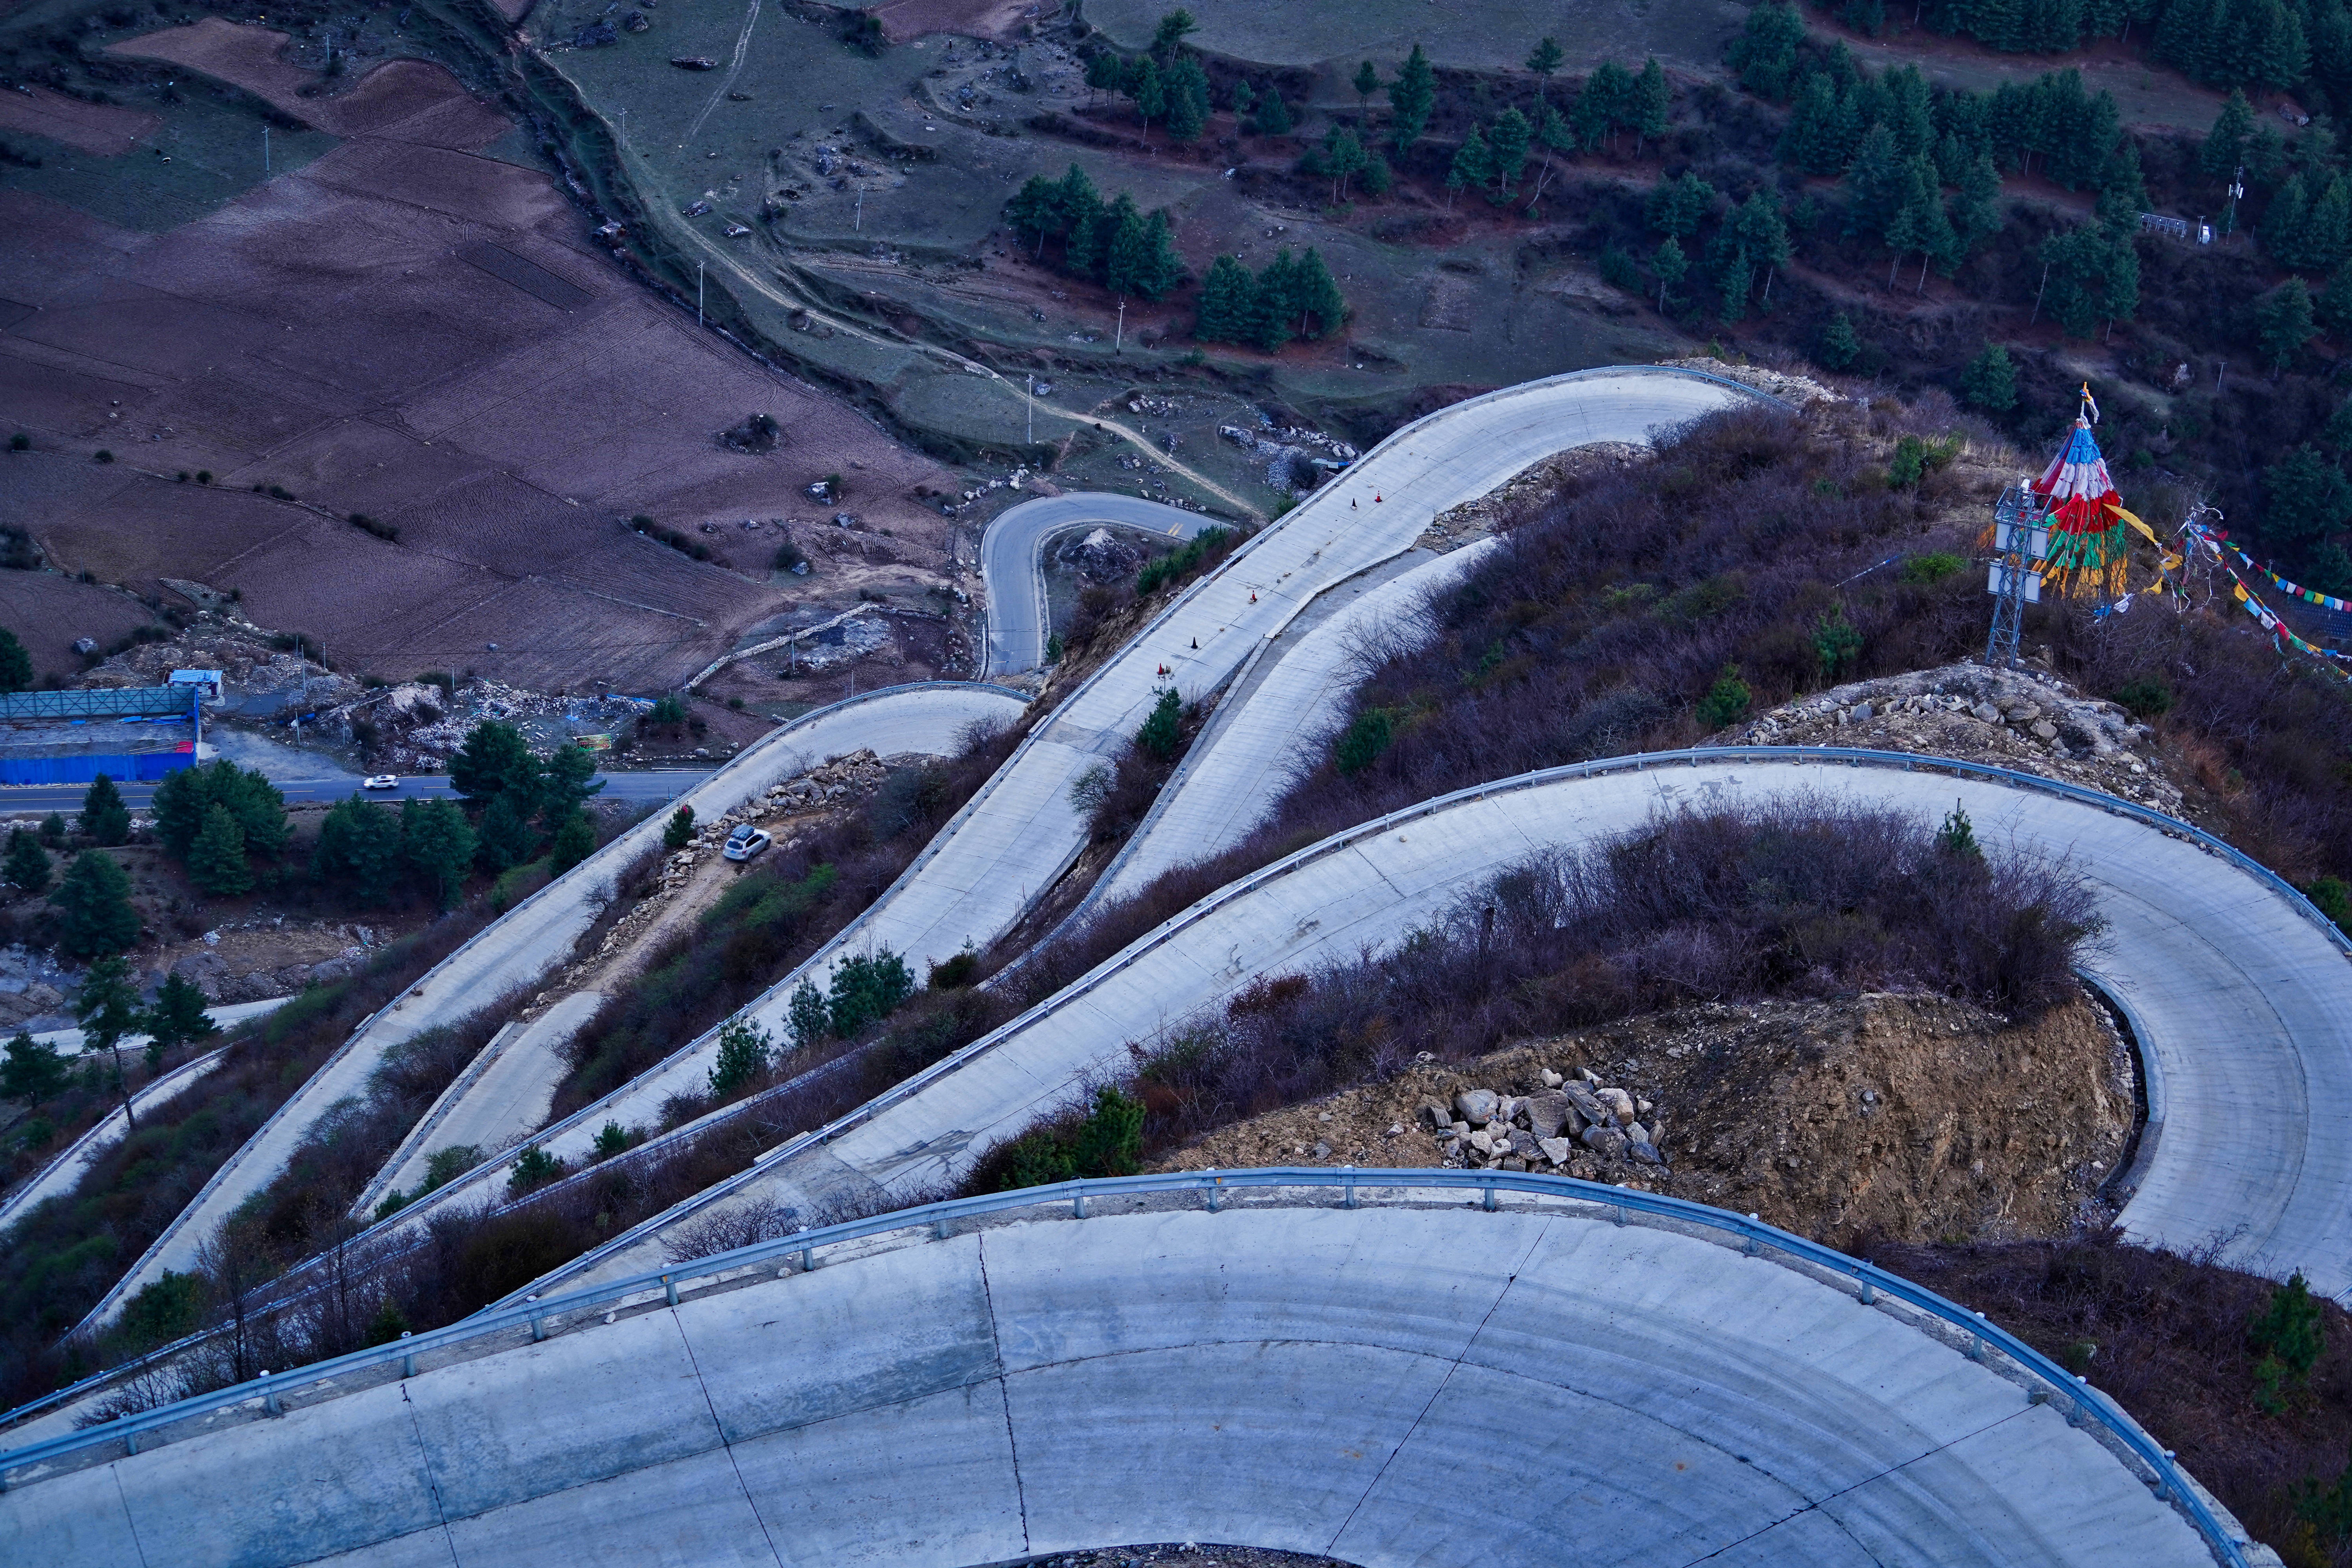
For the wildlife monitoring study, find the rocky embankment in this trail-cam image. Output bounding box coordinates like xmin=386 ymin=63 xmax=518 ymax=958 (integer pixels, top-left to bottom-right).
xmin=1159 ymin=990 xmax=2133 ymax=1246
xmin=1731 ymin=661 xmax=2185 ymax=816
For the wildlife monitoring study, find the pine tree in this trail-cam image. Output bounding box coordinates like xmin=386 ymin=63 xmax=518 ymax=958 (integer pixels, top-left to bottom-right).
xmin=188 ymin=803 xmax=252 ymax=897
xmin=1085 ymin=51 xmax=1125 ymax=104
xmin=1388 ymin=44 xmax=1435 ymax=154
xmin=2201 ymin=89 xmax=2254 ymax=182
xmin=1361 ymin=152 xmax=1394 ymax=196
xmin=1055 ymin=162 xmax=1100 ymax=233
xmin=1949 ymin=149 xmax=2005 ymax=258
xmin=1644 ymin=169 xmax=1715 ymax=236
xmin=1527 ymin=107 xmax=1575 ymax=211
xmin=474 ymin=792 xmax=535 ymax=872
xmin=1815 ymin=310 xmax=1862 ymax=369
xmin=1886 ymin=65 xmax=1935 ymax=158
xmin=2095 ymin=142 xmax=2149 ymax=235
xmin=1293 ymin=247 xmax=1347 ymax=337
xmin=1960 ymin=343 xmax=2019 ymax=412
xmin=2248 ymin=0 xmax=2312 ymax=88
xmin=0 ymin=628 xmax=28 ymax=693
xmin=74 ymin=955 xmax=143 ymax=1125
xmin=1165 ymin=57 xmax=1210 ymax=141
xmin=1129 ymin=55 xmax=1165 ymax=136
xmin=1250 ymin=87 xmax=1293 ymax=136
xmin=315 ymin=794 xmax=402 ymax=903
xmin=1653 ymin=234 xmax=1688 ymax=310
xmin=2268 ymin=172 xmax=2314 ymax=269
xmin=2320 ymin=254 xmax=2352 ymax=333
xmin=2301 ymin=175 xmax=2352 ymax=274
xmin=1229 ymin=78 xmax=1254 ymax=120
xmin=1246 ymin=250 xmax=1298 ymax=350
xmin=0 ymin=1027 xmax=67 ymax=1108
xmin=2259 ymin=278 xmax=2319 ymax=370
xmin=1487 ymin=107 xmax=1533 ymax=198
xmin=1728 ymin=2 xmax=1806 ymax=98
xmin=1780 ymin=73 xmax=1844 ymax=174
xmin=1136 ymin=210 xmax=1184 ymax=299
xmin=1526 ymin=36 xmax=1565 ymax=107
xmin=1352 ymin=58 xmax=1381 ymax=120
xmin=1103 ymin=199 xmax=1150 ymax=295
xmin=78 ymin=773 xmax=130 ymax=847
xmin=1733 ymin=191 xmax=1792 ymax=302
xmin=1063 ymin=201 xmax=1110 ymax=281
xmin=1844 ymin=122 xmax=1906 ymax=237
xmin=1717 ymin=243 xmax=1755 ymax=323
xmin=145 ymin=971 xmax=219 ymax=1052
xmin=1195 ymin=254 xmax=1258 ymax=342
xmin=1007 ymin=174 xmax=1060 ymax=256
xmin=548 ymin=810 xmax=597 ymax=876
xmin=1447 ymin=127 xmax=1492 ymax=210
xmin=402 ymin=797 xmax=475 ymax=909
xmin=51 ymin=849 xmax=140 ymax=957
xmin=1152 ymin=7 xmax=1198 ymax=54
xmin=3 ymin=828 xmax=49 ymax=894
xmin=1577 ymin=60 xmax=1634 ymax=150
xmin=1322 ymin=125 xmax=1369 ymax=202
xmin=1631 ymin=57 xmax=1670 ymax=151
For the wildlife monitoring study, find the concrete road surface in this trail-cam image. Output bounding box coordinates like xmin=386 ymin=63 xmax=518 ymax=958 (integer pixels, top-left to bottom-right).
xmin=76 ymin=683 xmax=1028 ymax=1334
xmin=529 ymin=754 xmax=2352 ymax=1311
xmin=1093 ymin=538 xmax=1499 ymax=906
xmin=0 ymin=1046 xmax=230 ymax=1234
xmin=0 ymin=1198 xmax=2232 ymax=1568
xmin=514 ymin=368 xmax=1777 ymax=1168
xmin=978 ymin=492 xmax=1216 ymax=675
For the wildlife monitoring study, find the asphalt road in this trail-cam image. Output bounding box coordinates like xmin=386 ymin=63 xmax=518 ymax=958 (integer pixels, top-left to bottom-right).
xmin=0 ymin=769 xmax=715 ymax=814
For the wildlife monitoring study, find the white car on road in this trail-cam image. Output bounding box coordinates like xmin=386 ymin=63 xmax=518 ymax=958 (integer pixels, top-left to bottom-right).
xmin=722 ymin=824 xmax=771 ymax=862
xmin=362 ymin=775 xmax=399 ymax=790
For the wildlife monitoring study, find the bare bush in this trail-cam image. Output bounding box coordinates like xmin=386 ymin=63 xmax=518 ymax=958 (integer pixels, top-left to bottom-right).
xmin=661 ymin=1197 xmax=803 ymax=1263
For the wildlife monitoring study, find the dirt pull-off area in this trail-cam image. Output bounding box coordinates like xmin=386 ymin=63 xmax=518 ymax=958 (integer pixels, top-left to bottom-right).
xmin=1157 ymin=990 xmax=2134 ymax=1248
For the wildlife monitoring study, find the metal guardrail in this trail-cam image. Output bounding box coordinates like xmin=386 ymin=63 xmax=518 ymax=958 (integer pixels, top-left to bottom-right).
xmin=0 ymin=1169 xmax=2251 ymax=1566
xmin=498 ymin=738 xmax=2352 ymax=1309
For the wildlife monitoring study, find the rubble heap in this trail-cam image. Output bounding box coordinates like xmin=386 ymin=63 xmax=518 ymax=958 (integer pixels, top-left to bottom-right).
xmin=1731 ymin=662 xmax=2185 ymax=817
xmin=1417 ymin=1065 xmax=1667 ymax=1174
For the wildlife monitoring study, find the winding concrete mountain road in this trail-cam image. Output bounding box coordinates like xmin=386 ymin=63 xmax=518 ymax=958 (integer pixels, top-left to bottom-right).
xmin=978 ymin=492 xmax=1214 ymax=677
xmin=520 ymin=752 xmax=2352 ymax=1310
xmin=488 ymin=368 xmax=1776 ymax=1167
xmin=0 ymin=1191 xmax=2249 ymax=1568
xmin=76 ymin=682 xmax=1029 ymax=1335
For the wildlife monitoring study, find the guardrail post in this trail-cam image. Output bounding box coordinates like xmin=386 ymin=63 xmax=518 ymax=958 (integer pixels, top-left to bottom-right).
xmin=1344 ymin=1172 xmax=1357 ymax=1209
xmin=1482 ymin=1183 xmax=1497 ymax=1212
xmin=123 ymin=1425 xmax=138 ymax=1457
xmin=399 ymin=1330 xmax=415 ymax=1378
xmin=1073 ymin=1187 xmax=1088 ymax=1219
xmin=933 ymin=1218 xmax=951 ymax=1240
xmin=1859 ymin=1280 xmax=1875 ymax=1306
xmin=800 ymin=1246 xmax=817 ymax=1272
xmin=1205 ymin=1180 xmax=1220 ymax=1212
xmin=1967 ymin=1334 xmax=1984 ymax=1362
xmin=662 ymin=1274 xmax=680 ymax=1306
xmin=261 ymin=1375 xmax=280 ymax=1417
xmin=531 ymin=1316 xmax=547 ymax=1344
xmin=1612 ymin=1205 xmax=1626 ymax=1227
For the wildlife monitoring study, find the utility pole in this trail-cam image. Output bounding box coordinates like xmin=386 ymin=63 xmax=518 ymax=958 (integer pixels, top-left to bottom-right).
xmin=1025 ymin=372 xmax=1033 ymax=444
xmin=855 ymin=185 xmax=864 ymax=231
xmin=697 ymin=261 xmax=704 ymax=327
xmin=1115 ymin=299 xmax=1125 ymax=352
xmin=2223 ymin=167 xmax=2244 ymax=237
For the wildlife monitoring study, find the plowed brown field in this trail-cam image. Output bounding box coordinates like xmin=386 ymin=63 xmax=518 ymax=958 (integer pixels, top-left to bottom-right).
xmin=0 ymin=40 xmax=960 ymax=693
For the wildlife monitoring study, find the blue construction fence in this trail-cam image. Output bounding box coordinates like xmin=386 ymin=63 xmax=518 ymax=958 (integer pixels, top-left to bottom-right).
xmin=0 ymin=747 xmax=195 ymax=786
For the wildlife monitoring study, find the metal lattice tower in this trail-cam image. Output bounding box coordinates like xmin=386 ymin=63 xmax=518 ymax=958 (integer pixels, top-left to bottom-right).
xmin=1984 ymin=483 xmax=2048 ymax=669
